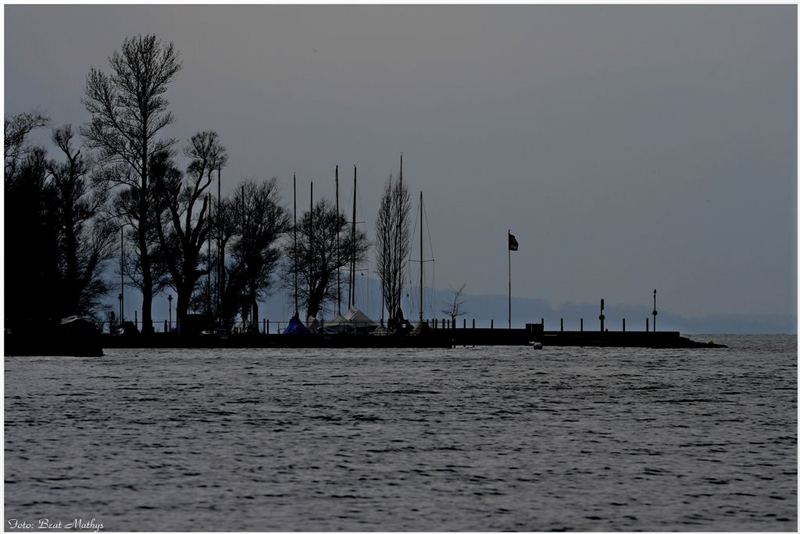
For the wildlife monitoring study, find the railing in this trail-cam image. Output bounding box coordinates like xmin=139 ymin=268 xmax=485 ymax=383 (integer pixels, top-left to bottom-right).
xmin=98 ymin=319 xmax=289 ymax=335
xmin=97 ymin=316 xmax=660 ymax=335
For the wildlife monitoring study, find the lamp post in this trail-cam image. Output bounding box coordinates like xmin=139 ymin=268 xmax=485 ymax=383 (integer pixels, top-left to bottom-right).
xmin=599 ymin=298 xmax=606 ymax=332
xmin=168 ymin=294 xmax=173 ymax=333
xmin=217 ymin=164 xmax=222 ymax=330
xmin=652 ymin=289 xmax=658 ymax=332
xmin=119 ymin=226 xmax=125 ymax=324
xmin=118 ymin=223 xmax=134 ymax=324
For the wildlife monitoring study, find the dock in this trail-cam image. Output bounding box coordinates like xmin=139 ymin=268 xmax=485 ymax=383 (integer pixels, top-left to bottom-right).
xmin=97 ymin=323 xmax=725 ymax=350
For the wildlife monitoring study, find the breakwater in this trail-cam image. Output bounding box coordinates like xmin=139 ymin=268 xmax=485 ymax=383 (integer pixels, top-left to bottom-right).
xmin=98 ymin=324 xmax=724 ymax=350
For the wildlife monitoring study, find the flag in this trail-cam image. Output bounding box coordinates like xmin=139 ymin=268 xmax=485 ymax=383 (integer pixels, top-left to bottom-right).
xmin=508 ymin=233 xmax=519 ymax=251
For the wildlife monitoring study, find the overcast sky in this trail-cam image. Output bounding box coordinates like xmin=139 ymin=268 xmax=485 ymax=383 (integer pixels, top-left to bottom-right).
xmin=5 ymin=5 xmax=796 ymax=319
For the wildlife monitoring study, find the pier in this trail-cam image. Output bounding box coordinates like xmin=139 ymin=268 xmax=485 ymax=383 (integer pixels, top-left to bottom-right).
xmin=96 ymin=322 xmax=725 ymax=350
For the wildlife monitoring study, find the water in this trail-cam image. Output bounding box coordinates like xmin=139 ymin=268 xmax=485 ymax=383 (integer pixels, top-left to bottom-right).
xmin=5 ymin=335 xmax=796 ymax=531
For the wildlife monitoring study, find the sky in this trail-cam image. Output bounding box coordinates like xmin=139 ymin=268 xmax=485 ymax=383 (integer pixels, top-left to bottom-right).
xmin=4 ymin=4 xmax=797 ymax=326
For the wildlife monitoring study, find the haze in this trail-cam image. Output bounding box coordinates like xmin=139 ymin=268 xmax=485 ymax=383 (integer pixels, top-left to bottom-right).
xmin=4 ymin=5 xmax=796 ymax=328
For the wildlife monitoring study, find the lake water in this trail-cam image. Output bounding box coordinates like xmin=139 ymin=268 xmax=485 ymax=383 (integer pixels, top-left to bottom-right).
xmin=4 ymin=335 xmax=796 ymax=531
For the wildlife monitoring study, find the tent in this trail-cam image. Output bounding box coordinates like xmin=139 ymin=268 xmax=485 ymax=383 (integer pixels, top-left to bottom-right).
xmin=322 ymin=308 xmax=377 ymax=334
xmin=283 ymin=313 xmax=310 ymax=335
xmin=322 ymin=313 xmax=350 ymax=334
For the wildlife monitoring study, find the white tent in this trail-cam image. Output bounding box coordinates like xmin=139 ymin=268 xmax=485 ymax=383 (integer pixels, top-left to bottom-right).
xmin=344 ymin=308 xmax=376 ymax=327
xmin=323 ymin=308 xmax=377 ymax=334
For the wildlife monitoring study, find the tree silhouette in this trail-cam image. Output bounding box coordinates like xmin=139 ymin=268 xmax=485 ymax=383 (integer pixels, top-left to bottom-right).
xmin=285 ymin=199 xmax=368 ymax=319
xmin=441 ymin=283 xmax=467 ymax=325
xmin=202 ymin=194 xmax=239 ymax=329
xmin=5 ymin=147 xmax=60 ymax=332
xmin=4 ymin=111 xmax=49 ymax=180
xmin=111 ymin=150 xmax=172 ymax=309
xmin=5 ymin=114 xmax=112 ymax=331
xmin=152 ymin=131 xmax=226 ymax=332
xmin=83 ymin=34 xmax=182 ymax=335
xmin=376 ymin=171 xmax=410 ymax=324
xmin=47 ymin=125 xmax=114 ymax=317
xmin=222 ymin=179 xmax=290 ymax=330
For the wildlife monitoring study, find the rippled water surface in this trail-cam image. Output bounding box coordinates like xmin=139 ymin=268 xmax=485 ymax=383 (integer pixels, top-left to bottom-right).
xmin=5 ymin=335 xmax=797 ymax=531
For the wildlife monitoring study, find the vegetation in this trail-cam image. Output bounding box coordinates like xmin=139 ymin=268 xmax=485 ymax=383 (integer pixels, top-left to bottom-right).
xmin=5 ymin=117 xmax=114 ymax=332
xmin=152 ymin=132 xmax=226 ymax=331
xmin=376 ymin=165 xmax=411 ymax=326
xmin=284 ymin=199 xmax=368 ymax=320
xmin=47 ymin=125 xmax=115 ymax=318
xmin=83 ymin=34 xmax=182 ymax=334
xmin=442 ymin=283 xmax=467 ymax=325
xmin=218 ymin=179 xmax=290 ymax=330
xmin=4 ymin=33 xmax=405 ymax=335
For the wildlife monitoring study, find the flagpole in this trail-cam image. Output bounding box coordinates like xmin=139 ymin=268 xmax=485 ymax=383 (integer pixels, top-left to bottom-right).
xmin=508 ymin=229 xmax=512 ymax=329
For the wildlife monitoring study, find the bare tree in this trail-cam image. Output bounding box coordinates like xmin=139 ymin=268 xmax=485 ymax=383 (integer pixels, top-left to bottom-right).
xmin=224 ymin=180 xmax=291 ymax=330
xmin=197 ymin=197 xmax=238 ymax=329
xmin=82 ymin=34 xmax=182 ymax=335
xmin=152 ymin=131 xmax=226 ymax=332
xmin=5 ymin=146 xmax=61 ymax=331
xmin=442 ymin=283 xmax=467 ymax=325
xmin=47 ymin=125 xmax=114 ymax=317
xmin=111 ymin=150 xmax=172 ymax=309
xmin=5 ymin=112 xmax=58 ymax=331
xmin=376 ymin=169 xmax=410 ymax=325
xmin=286 ymin=199 xmax=368 ymax=319
xmin=4 ymin=111 xmax=48 ymax=181
xmin=5 ymin=116 xmax=112 ymax=329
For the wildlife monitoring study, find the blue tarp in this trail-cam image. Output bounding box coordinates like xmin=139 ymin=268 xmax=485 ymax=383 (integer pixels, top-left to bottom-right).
xmin=283 ymin=314 xmax=310 ymax=335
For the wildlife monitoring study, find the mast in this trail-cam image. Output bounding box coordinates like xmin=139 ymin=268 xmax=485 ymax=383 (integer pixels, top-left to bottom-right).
xmin=652 ymin=289 xmax=658 ymax=332
xmin=293 ymin=173 xmax=298 ymax=316
xmin=241 ymin=187 xmax=246 ymax=329
xmin=350 ymin=165 xmax=357 ymax=309
xmin=419 ymin=191 xmax=424 ymax=324
xmin=217 ymin=165 xmax=222 ymax=329
xmin=508 ymin=229 xmax=512 ymax=329
xmin=120 ymin=226 xmax=124 ymax=324
xmin=206 ymin=193 xmax=211 ymax=317
xmin=335 ymin=165 xmax=341 ymax=315
xmin=309 ymin=180 xmax=313 ymax=319
xmin=398 ymin=154 xmax=403 ymax=322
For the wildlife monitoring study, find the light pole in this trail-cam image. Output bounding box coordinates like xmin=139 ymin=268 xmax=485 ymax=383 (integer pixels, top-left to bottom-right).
xmin=652 ymin=289 xmax=658 ymax=332
xmin=120 ymin=227 xmax=125 ymax=324
xmin=599 ymin=298 xmax=606 ymax=332
xmin=119 ymin=223 xmax=133 ymax=324
xmin=168 ymin=294 xmax=173 ymax=333
xmin=217 ymin=164 xmax=222 ymax=330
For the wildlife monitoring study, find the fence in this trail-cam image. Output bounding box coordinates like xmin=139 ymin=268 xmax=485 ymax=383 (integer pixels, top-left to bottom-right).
xmin=98 ymin=315 xmax=660 ymax=335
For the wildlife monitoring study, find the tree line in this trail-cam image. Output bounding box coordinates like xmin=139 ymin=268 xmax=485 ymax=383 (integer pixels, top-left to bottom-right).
xmin=5 ymin=34 xmax=414 ymax=336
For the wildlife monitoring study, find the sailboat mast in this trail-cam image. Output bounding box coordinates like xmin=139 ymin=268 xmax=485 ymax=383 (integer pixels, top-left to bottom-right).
xmin=350 ymin=166 xmax=357 ymax=308
xmin=206 ymin=193 xmax=212 ymax=317
xmin=419 ymin=191 xmax=424 ymax=324
xmin=293 ymin=173 xmax=298 ymax=316
xmin=217 ymin=165 xmax=223 ymax=329
xmin=398 ymin=154 xmax=403 ymax=322
xmin=241 ymin=186 xmax=246 ymax=329
xmin=309 ymin=180 xmax=313 ymax=319
xmin=335 ymin=165 xmax=341 ymax=315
